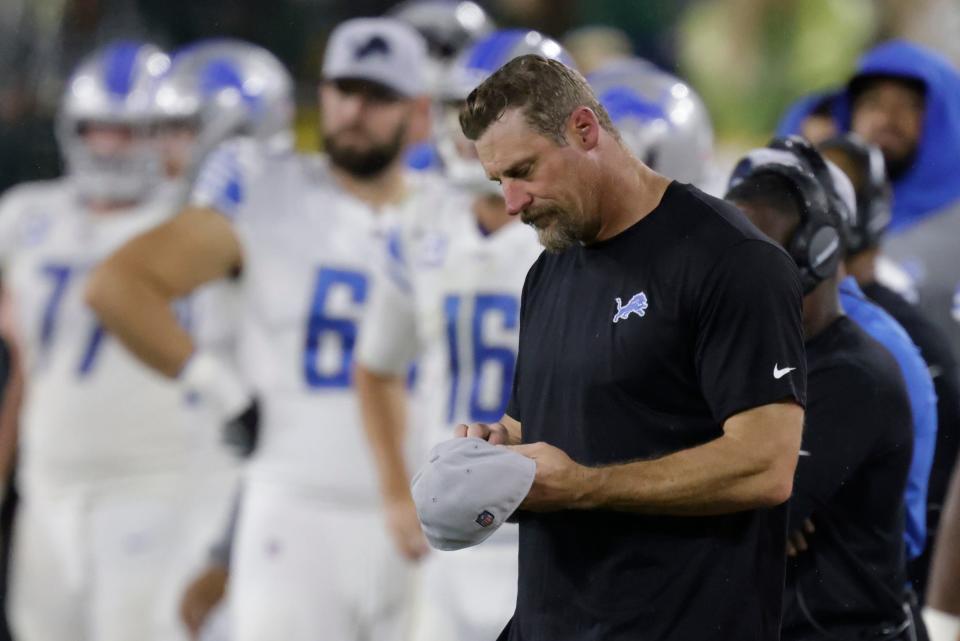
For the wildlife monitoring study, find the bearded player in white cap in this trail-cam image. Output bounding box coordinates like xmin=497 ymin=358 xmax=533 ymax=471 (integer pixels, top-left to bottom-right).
xmin=354 ymin=29 xmax=572 ymax=641
xmin=87 ymin=18 xmax=439 ymax=641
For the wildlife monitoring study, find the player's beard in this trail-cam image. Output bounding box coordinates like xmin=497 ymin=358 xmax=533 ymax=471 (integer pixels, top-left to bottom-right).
xmin=522 ymin=204 xmax=599 ymax=253
xmin=325 ymin=124 xmax=406 ymax=179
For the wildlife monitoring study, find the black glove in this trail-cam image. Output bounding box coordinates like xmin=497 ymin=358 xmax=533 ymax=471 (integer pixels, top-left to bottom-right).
xmin=222 ymin=398 xmax=260 ymax=458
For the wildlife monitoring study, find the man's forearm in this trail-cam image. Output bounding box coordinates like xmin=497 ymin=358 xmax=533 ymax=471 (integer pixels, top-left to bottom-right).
xmin=355 ymin=366 xmax=411 ymax=502
xmin=0 ymin=338 xmax=23 ymax=488
xmin=581 ymin=405 xmax=801 ymax=515
xmin=86 ymin=259 xmax=193 ymax=377
xmin=927 ymin=453 xmax=960 ymax=615
xmin=87 ymin=208 xmax=242 ymax=378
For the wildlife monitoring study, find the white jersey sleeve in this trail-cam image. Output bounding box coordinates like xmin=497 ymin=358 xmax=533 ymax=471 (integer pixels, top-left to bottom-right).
xmin=189 ymin=137 xmax=263 ymax=220
xmin=0 ymin=181 xmax=62 ymax=270
xmin=356 ymin=225 xmax=420 ymax=376
xmin=0 ymin=191 xmax=22 ymax=270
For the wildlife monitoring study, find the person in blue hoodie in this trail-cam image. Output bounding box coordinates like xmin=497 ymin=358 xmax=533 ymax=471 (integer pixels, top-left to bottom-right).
xmin=776 ymin=40 xmax=960 ymax=234
xmin=777 ymin=91 xmax=841 ymax=144
xmin=778 ymin=40 xmax=960 ymax=385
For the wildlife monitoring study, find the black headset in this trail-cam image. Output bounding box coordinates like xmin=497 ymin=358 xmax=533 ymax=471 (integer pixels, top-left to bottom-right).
xmin=727 ymin=136 xmax=844 ymax=294
xmin=817 ymin=133 xmax=892 ymax=254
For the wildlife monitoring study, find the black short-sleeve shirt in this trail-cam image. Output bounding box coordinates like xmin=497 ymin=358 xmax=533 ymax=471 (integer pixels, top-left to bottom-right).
xmin=502 ymin=182 xmax=806 ymax=641
xmin=782 ymin=316 xmax=912 ymax=640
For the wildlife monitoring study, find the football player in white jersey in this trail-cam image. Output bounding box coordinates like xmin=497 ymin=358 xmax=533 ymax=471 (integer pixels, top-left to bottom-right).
xmin=0 ymin=42 xmax=205 ymax=641
xmin=154 ymin=38 xmax=296 ymax=204
xmin=86 ymin=19 xmax=435 ymax=641
xmin=148 ymin=39 xmax=297 ymax=641
xmin=354 ymin=30 xmax=573 ymax=641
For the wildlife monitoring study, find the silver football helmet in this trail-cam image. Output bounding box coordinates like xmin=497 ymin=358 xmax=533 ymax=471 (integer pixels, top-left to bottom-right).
xmin=390 ymin=0 xmax=495 ymax=95
xmin=390 ymin=0 xmax=494 ymax=61
xmin=152 ymin=39 xmax=294 ymax=179
xmin=589 ymin=57 xmax=714 ymax=185
xmin=436 ymin=29 xmax=576 ymax=193
xmin=58 ymin=41 xmax=170 ymax=203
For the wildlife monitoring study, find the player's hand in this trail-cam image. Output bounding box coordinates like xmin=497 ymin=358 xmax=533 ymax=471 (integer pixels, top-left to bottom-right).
xmin=509 ymin=442 xmax=598 ymax=511
xmin=385 ymin=496 xmax=429 ymax=562
xmin=179 ymin=563 xmax=228 ymax=639
xmin=180 ymin=351 xmax=252 ymax=423
xmin=454 ymin=421 xmax=513 ymax=445
xmin=786 ymin=519 xmax=816 ymax=557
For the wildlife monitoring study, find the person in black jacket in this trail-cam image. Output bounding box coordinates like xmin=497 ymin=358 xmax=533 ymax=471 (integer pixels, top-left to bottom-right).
xmin=727 ymin=138 xmax=916 ymax=641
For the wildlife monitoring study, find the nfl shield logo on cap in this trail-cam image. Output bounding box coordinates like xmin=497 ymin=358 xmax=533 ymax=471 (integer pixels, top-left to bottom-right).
xmin=411 ymin=438 xmax=536 ymax=551
xmin=475 ymin=510 xmax=496 ymax=527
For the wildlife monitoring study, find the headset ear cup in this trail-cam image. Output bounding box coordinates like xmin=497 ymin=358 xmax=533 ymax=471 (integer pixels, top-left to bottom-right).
xmin=789 ymin=222 xmax=817 ymax=294
xmin=788 ymin=220 xmax=840 ymax=294
xmin=807 ymin=226 xmax=841 ymax=280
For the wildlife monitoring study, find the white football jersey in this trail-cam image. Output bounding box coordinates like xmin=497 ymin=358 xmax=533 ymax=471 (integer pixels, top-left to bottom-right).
xmin=357 ymin=190 xmax=543 ymax=450
xmin=191 ymin=137 xmax=446 ymax=503
xmin=0 ymin=179 xmax=193 ymax=487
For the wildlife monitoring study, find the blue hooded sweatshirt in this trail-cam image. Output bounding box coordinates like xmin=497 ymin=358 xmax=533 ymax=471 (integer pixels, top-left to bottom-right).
xmin=776 ymin=41 xmax=960 ymax=233
xmin=840 ymin=276 xmax=937 ymax=559
xmin=775 ymin=90 xmax=840 ymax=139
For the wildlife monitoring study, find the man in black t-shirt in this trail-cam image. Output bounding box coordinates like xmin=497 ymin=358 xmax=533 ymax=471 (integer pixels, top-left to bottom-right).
xmin=726 ymin=141 xmax=915 ymax=641
xmin=819 ymin=134 xmax=960 ymax=600
xmin=453 ymin=55 xmax=806 ymax=641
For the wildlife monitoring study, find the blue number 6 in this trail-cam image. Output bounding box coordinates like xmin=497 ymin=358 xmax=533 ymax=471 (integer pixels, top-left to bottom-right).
xmin=303 ymin=267 xmax=368 ymax=388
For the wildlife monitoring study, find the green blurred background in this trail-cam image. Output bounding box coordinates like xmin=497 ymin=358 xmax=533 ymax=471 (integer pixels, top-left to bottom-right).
xmin=1 ymin=0 xmax=957 ymax=192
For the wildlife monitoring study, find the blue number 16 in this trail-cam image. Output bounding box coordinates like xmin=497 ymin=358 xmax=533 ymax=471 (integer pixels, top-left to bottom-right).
xmin=444 ymin=293 xmax=519 ymax=423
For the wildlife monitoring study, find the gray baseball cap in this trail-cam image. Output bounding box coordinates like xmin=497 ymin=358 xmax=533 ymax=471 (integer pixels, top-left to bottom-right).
xmin=411 ymin=437 xmax=536 ymax=551
xmin=322 ymin=18 xmax=429 ymax=97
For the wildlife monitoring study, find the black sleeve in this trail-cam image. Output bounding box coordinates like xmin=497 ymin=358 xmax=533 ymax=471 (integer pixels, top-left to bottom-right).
xmin=695 ymin=239 xmax=807 ymax=423
xmin=504 ymin=346 xmax=521 ymax=422
xmin=504 ymin=254 xmax=543 ymax=423
xmin=789 ymin=362 xmax=912 ymax=526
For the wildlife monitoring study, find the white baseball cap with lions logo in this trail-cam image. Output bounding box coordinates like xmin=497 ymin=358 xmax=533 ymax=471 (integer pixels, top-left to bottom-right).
xmin=411 ymin=437 xmax=536 ymax=551
xmin=322 ymin=17 xmax=428 ymax=97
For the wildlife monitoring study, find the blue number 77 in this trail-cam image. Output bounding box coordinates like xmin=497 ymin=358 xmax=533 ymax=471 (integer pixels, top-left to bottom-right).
xmin=40 ymin=263 xmax=106 ymax=377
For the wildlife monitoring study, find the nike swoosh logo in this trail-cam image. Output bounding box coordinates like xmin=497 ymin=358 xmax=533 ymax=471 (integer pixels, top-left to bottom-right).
xmin=773 ymin=364 xmax=796 ymax=379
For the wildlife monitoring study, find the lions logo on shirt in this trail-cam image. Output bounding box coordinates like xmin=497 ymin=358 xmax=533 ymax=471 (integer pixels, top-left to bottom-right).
xmin=613 ymin=291 xmax=649 ymax=323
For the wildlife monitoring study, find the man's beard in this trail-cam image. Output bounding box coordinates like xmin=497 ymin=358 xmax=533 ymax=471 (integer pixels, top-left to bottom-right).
xmin=883 ymin=146 xmax=919 ymax=181
xmin=325 ymin=125 xmax=406 ymax=178
xmin=522 ymin=204 xmax=598 ymax=253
